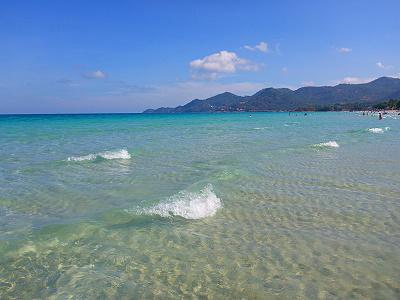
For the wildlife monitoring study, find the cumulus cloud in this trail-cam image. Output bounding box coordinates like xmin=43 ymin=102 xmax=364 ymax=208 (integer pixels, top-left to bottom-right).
xmin=83 ymin=70 xmax=107 ymax=79
xmin=190 ymin=51 xmax=259 ymax=79
xmin=337 ymin=47 xmax=352 ymax=53
xmin=244 ymin=41 xmax=269 ymax=53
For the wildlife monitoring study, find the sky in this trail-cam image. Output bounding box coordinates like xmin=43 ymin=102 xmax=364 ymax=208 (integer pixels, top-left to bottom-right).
xmin=0 ymin=0 xmax=399 ymax=113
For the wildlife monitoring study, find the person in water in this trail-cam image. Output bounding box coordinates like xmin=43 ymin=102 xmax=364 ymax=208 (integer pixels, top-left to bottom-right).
xmin=379 ymin=113 xmax=382 ymax=120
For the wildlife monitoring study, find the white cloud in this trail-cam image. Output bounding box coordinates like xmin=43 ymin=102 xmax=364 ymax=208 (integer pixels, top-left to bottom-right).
xmin=337 ymin=47 xmax=352 ymax=53
xmin=281 ymin=67 xmax=288 ymax=73
xmin=190 ymin=51 xmax=259 ymax=79
xmin=376 ymin=61 xmax=393 ymax=70
xmin=376 ymin=62 xmax=384 ymax=68
xmin=244 ymin=41 xmax=269 ymax=53
xmin=83 ymin=70 xmax=107 ymax=79
xmin=336 ymin=77 xmax=373 ymax=84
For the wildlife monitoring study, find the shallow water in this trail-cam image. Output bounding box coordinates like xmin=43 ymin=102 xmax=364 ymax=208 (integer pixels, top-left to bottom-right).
xmin=0 ymin=112 xmax=399 ymax=299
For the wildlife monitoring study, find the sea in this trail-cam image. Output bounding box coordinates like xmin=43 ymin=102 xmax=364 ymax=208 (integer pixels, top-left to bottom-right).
xmin=0 ymin=112 xmax=399 ymax=299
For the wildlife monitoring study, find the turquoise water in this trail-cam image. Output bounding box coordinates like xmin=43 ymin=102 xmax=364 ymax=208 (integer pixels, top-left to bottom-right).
xmin=0 ymin=112 xmax=399 ymax=299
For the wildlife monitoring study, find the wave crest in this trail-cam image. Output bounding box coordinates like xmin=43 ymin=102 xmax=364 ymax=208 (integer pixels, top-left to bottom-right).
xmin=313 ymin=141 xmax=339 ymax=148
xmin=253 ymin=127 xmax=270 ymax=130
xmin=128 ymin=185 xmax=222 ymax=220
xmin=368 ymin=127 xmax=390 ymax=134
xmin=67 ymin=149 xmax=131 ymax=162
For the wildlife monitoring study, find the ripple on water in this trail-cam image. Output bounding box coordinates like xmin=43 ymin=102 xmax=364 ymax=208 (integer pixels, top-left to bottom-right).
xmin=1 ymin=113 xmax=400 ymax=298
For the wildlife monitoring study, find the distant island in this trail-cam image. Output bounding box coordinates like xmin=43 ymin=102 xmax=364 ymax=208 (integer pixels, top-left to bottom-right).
xmin=143 ymin=77 xmax=400 ymax=113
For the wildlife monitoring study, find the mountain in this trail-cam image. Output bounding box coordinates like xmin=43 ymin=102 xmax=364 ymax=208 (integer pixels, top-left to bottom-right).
xmin=143 ymin=77 xmax=400 ymax=113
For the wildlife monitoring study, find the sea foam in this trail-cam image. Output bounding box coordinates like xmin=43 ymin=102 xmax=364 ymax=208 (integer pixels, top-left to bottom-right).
xmin=253 ymin=127 xmax=270 ymax=130
xmin=368 ymin=127 xmax=390 ymax=134
xmin=128 ymin=184 xmax=222 ymax=220
xmin=314 ymin=141 xmax=340 ymax=148
xmin=67 ymin=149 xmax=131 ymax=162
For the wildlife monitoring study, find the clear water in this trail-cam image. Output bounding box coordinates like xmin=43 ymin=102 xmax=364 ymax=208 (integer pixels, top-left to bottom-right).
xmin=0 ymin=112 xmax=399 ymax=299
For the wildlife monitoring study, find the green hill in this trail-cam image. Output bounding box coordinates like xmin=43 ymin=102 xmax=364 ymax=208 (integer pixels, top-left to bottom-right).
xmin=143 ymin=77 xmax=400 ymax=113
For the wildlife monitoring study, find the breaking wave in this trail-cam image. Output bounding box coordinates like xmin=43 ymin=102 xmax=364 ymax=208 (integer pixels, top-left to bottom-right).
xmin=67 ymin=149 xmax=131 ymax=162
xmin=368 ymin=127 xmax=390 ymax=134
xmin=127 ymin=184 xmax=222 ymax=220
xmin=313 ymin=141 xmax=340 ymax=148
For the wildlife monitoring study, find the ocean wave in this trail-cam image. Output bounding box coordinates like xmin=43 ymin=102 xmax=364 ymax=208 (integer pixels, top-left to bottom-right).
xmin=253 ymin=127 xmax=270 ymax=130
xmin=313 ymin=141 xmax=339 ymax=148
xmin=127 ymin=184 xmax=222 ymax=220
xmin=67 ymin=149 xmax=131 ymax=162
xmin=368 ymin=127 xmax=390 ymax=134
xmin=284 ymin=122 xmax=299 ymax=127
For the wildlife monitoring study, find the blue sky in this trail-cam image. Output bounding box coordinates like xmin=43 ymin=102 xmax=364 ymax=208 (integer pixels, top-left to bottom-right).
xmin=1 ymin=0 xmax=399 ymax=113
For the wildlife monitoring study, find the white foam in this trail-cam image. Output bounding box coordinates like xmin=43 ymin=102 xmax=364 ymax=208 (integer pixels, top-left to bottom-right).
xmin=129 ymin=184 xmax=222 ymax=220
xmin=314 ymin=141 xmax=340 ymax=148
xmin=67 ymin=153 xmax=97 ymax=162
xmin=253 ymin=127 xmax=270 ymax=130
xmin=100 ymin=149 xmax=131 ymax=160
xmin=67 ymin=149 xmax=131 ymax=162
xmin=368 ymin=127 xmax=390 ymax=134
